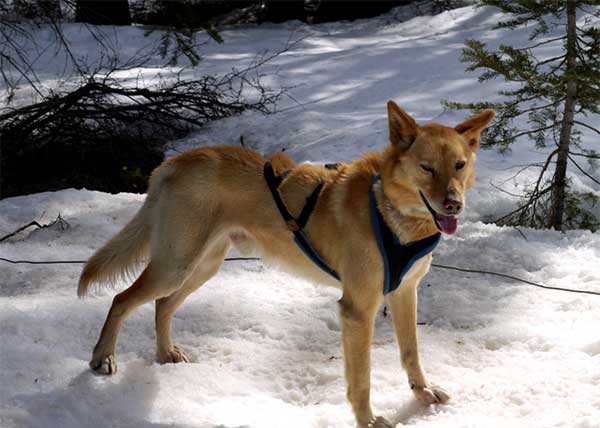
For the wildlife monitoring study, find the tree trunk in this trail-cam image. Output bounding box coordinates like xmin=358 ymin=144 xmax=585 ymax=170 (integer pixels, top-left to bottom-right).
xmin=75 ymin=0 xmax=131 ymax=26
xmin=548 ymin=0 xmax=577 ymax=230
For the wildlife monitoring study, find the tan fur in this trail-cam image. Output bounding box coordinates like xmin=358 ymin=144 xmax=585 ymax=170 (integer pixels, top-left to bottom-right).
xmin=79 ymin=102 xmax=494 ymax=428
xmin=268 ymin=150 xmax=297 ymax=174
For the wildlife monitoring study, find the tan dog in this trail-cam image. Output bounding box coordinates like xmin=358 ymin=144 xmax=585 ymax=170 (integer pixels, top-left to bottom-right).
xmin=79 ymin=101 xmax=494 ymax=428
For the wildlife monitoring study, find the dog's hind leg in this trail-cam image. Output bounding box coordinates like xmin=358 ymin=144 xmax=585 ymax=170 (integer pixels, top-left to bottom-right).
xmin=89 ymin=215 xmax=222 ymax=374
xmin=154 ymin=239 xmax=230 ymax=364
xmin=89 ymin=260 xmax=193 ymax=374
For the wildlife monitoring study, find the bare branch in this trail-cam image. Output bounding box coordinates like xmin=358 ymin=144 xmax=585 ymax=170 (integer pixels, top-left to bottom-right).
xmin=574 ymin=120 xmax=600 ymax=135
xmin=569 ymin=150 xmax=600 ymax=160
xmin=492 ymin=186 xmax=552 ymax=225
xmin=568 ymin=154 xmax=600 ymax=186
xmin=497 ymin=162 xmax=546 ymax=185
xmin=515 ymin=35 xmax=567 ymax=51
xmin=492 ymin=149 xmax=559 ymax=226
xmin=489 ymin=182 xmax=522 ymax=198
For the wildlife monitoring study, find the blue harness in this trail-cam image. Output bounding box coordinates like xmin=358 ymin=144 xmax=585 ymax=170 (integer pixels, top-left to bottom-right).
xmin=264 ymin=163 xmax=441 ymax=294
xmin=369 ymin=175 xmax=441 ymax=294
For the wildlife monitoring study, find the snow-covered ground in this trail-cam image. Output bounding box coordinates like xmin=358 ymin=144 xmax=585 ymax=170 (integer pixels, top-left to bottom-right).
xmin=1 ymin=4 xmax=599 ymax=428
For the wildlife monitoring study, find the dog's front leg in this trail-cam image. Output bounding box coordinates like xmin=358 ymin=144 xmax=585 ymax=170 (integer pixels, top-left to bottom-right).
xmin=386 ymin=276 xmax=451 ymax=405
xmin=339 ymin=293 xmax=393 ymax=428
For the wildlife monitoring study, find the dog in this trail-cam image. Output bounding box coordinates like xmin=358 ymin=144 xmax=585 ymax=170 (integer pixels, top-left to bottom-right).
xmin=78 ymin=101 xmax=494 ymax=428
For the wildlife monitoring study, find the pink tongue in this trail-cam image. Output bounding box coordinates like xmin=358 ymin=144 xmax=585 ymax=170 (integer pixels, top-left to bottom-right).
xmin=436 ymin=214 xmax=458 ymax=235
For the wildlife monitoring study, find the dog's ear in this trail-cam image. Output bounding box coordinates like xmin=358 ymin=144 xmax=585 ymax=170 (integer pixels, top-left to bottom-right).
xmin=387 ymin=100 xmax=418 ymax=150
xmin=455 ymin=110 xmax=495 ymax=151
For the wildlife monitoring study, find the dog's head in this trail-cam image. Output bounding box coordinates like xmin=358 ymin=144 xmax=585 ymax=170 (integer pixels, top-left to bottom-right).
xmin=381 ymin=100 xmax=495 ymax=235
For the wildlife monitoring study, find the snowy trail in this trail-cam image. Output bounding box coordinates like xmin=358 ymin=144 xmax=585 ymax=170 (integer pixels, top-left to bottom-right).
xmin=2 ymin=4 xmax=600 ymax=428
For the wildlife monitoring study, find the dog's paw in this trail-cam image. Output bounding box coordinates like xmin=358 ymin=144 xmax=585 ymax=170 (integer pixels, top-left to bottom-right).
xmin=158 ymin=344 xmax=190 ymax=364
xmin=363 ymin=416 xmax=394 ymax=428
xmin=412 ymin=384 xmax=451 ymax=405
xmin=90 ymin=354 xmax=117 ymax=375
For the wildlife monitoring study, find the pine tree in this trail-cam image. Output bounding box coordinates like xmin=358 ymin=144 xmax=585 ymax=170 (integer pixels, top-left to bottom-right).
xmin=444 ymin=0 xmax=600 ymax=231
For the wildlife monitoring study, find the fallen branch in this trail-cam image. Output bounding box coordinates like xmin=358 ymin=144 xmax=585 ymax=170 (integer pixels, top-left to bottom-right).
xmin=0 ymin=214 xmax=69 ymax=243
xmin=1 ymin=47 xmax=291 ymax=197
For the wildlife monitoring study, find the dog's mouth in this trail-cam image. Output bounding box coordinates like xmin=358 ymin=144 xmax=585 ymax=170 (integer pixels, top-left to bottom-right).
xmin=419 ymin=191 xmax=458 ymax=235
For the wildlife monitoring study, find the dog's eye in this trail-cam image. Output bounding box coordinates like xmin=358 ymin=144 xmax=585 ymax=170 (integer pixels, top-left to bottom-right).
xmin=455 ymin=161 xmax=466 ymax=170
xmin=420 ymin=164 xmax=434 ymax=174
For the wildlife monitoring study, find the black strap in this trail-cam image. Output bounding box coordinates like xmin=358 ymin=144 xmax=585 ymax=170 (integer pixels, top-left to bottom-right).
xmin=263 ymin=161 xmax=340 ymax=280
xmin=264 ymin=161 xmax=324 ymax=231
xmin=264 ymin=161 xmax=297 ymax=230
xmin=297 ymin=182 xmax=323 ymax=229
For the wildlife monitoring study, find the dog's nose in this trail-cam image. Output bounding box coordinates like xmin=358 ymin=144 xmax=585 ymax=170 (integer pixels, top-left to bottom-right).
xmin=444 ymin=198 xmax=462 ymax=214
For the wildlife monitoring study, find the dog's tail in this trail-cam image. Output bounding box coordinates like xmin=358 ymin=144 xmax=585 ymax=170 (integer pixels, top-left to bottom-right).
xmin=77 ymin=173 xmax=162 ymax=297
xmin=77 ymin=204 xmax=150 ymax=297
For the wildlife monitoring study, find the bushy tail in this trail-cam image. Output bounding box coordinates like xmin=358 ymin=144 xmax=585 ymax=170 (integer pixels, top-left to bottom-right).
xmin=77 ymin=203 xmax=151 ymax=297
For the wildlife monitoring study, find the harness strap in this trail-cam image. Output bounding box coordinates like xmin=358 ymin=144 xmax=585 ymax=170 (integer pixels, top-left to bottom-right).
xmin=297 ymin=182 xmax=324 ymax=229
xmin=264 ymin=164 xmax=440 ymax=292
xmin=264 ymin=162 xmax=296 ymax=229
xmin=294 ymin=230 xmax=340 ymax=280
xmin=370 ymin=174 xmax=441 ymax=295
xmin=263 ymin=162 xmax=340 ymax=280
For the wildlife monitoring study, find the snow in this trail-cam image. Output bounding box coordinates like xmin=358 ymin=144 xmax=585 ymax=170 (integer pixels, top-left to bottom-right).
xmin=1 ymin=4 xmax=599 ymax=428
